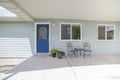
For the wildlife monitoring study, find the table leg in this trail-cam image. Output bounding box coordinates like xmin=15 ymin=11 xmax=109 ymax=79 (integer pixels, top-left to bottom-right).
xmin=73 ymin=50 xmax=75 ymax=56
xmin=83 ymin=51 xmax=85 ymax=58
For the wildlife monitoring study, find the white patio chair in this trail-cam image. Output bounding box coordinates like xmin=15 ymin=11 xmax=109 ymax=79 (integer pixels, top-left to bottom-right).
xmin=66 ymin=42 xmax=75 ymax=56
xmin=83 ymin=42 xmax=92 ymax=57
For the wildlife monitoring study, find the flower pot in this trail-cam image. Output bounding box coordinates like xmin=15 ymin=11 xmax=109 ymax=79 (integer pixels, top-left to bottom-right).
xmin=57 ymin=51 xmax=63 ymax=59
xmin=58 ymin=56 xmax=62 ymax=59
xmin=51 ymin=49 xmax=57 ymax=58
xmin=52 ymin=53 xmax=56 ymax=57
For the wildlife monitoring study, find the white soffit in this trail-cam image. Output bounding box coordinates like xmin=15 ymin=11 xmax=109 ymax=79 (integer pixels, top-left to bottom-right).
xmin=0 ymin=0 xmax=33 ymax=22
xmin=15 ymin=0 xmax=120 ymax=21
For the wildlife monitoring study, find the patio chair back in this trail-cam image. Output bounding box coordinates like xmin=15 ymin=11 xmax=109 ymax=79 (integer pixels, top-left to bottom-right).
xmin=67 ymin=42 xmax=74 ymax=50
xmin=83 ymin=42 xmax=92 ymax=57
xmin=83 ymin=42 xmax=90 ymax=50
xmin=66 ymin=42 xmax=74 ymax=56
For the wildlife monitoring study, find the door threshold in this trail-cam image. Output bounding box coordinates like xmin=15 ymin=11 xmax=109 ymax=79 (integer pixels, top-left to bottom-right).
xmin=34 ymin=53 xmax=49 ymax=56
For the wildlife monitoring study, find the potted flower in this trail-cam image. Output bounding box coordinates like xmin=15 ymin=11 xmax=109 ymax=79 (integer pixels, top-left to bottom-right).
xmin=50 ymin=49 xmax=57 ymax=57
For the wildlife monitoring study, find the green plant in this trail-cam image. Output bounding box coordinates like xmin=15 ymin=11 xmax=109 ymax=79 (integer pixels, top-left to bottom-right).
xmin=50 ymin=49 xmax=57 ymax=54
xmin=50 ymin=49 xmax=58 ymax=57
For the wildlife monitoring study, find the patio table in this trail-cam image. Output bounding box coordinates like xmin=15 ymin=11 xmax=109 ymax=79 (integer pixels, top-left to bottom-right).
xmin=74 ymin=48 xmax=85 ymax=58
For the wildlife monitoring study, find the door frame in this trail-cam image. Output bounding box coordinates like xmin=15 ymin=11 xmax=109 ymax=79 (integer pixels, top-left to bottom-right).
xmin=35 ymin=22 xmax=51 ymax=54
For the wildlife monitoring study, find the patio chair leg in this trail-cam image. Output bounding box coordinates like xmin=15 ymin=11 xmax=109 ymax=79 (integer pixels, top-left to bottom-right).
xmin=76 ymin=52 xmax=78 ymax=58
xmin=90 ymin=51 xmax=92 ymax=58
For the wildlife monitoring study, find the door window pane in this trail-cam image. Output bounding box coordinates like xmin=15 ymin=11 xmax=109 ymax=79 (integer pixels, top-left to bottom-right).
xmin=39 ymin=27 xmax=47 ymax=40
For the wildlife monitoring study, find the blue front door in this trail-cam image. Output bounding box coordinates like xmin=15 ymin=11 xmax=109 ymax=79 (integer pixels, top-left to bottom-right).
xmin=36 ymin=24 xmax=49 ymax=53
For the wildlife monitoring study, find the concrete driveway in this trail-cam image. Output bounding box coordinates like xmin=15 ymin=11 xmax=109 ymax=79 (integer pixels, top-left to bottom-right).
xmin=0 ymin=54 xmax=120 ymax=80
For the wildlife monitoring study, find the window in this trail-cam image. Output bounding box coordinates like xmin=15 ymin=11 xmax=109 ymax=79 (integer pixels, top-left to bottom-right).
xmin=98 ymin=24 xmax=115 ymax=41
xmin=60 ymin=23 xmax=82 ymax=41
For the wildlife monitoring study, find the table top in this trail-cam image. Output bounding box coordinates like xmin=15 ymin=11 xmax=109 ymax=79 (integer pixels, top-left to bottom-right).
xmin=74 ymin=48 xmax=85 ymax=51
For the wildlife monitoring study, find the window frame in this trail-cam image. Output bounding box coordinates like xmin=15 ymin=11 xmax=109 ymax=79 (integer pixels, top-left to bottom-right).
xmin=60 ymin=23 xmax=82 ymax=41
xmin=97 ymin=24 xmax=116 ymax=41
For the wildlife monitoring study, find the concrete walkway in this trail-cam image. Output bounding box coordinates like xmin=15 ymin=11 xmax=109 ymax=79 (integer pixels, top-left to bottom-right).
xmin=0 ymin=54 xmax=120 ymax=80
xmin=0 ymin=58 xmax=26 ymax=66
xmin=0 ymin=58 xmax=26 ymax=73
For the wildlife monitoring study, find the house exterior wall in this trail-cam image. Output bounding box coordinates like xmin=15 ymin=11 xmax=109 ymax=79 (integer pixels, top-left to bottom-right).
xmin=38 ymin=19 xmax=120 ymax=54
xmin=0 ymin=19 xmax=120 ymax=57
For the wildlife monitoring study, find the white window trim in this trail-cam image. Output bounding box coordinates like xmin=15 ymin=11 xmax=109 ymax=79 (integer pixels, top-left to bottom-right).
xmin=97 ymin=24 xmax=116 ymax=41
xmin=60 ymin=23 xmax=82 ymax=41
